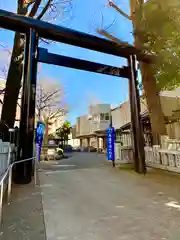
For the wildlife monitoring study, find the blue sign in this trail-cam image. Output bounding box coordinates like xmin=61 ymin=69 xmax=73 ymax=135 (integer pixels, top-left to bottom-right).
xmin=35 ymin=121 xmax=46 ymax=162
xmin=106 ymin=127 xmax=115 ymax=161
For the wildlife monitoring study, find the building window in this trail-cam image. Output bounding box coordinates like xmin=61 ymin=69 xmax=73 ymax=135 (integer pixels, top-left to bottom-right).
xmin=100 ymin=113 xmax=104 ymax=120
xmin=100 ymin=113 xmax=109 ymax=120
xmin=105 ymin=113 xmax=109 ymax=120
xmin=115 ymin=129 xmax=121 ymax=142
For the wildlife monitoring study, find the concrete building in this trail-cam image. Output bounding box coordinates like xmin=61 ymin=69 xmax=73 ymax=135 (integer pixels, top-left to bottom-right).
xmin=75 ymin=104 xmax=111 ymax=150
xmin=88 ymin=104 xmax=111 ymax=133
xmin=112 ymin=88 xmax=180 ymax=139
xmin=48 ymin=111 xmax=66 ymax=136
xmin=74 ymin=88 xmax=180 ymax=155
xmin=111 ymin=100 xmax=147 ymax=130
xmin=68 ymin=125 xmax=80 ymax=148
xmin=111 ymin=87 xmax=180 ymax=161
xmin=72 ymin=87 xmax=180 ymax=156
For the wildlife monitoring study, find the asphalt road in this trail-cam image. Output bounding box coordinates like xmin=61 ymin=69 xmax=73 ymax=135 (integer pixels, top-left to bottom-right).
xmin=39 ymin=153 xmax=180 ymax=240
xmin=2 ymin=152 xmax=180 ymax=240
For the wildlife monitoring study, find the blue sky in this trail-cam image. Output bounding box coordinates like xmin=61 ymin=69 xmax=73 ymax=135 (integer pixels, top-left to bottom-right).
xmin=0 ymin=0 xmax=133 ymax=124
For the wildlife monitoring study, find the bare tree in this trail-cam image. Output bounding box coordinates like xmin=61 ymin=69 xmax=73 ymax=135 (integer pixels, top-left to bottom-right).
xmin=96 ymin=0 xmax=166 ymax=143
xmin=36 ymin=77 xmax=68 ymax=144
xmin=1 ymin=0 xmax=72 ymax=128
xmin=36 ymin=77 xmax=66 ymax=120
xmin=0 ymin=43 xmax=11 ymax=79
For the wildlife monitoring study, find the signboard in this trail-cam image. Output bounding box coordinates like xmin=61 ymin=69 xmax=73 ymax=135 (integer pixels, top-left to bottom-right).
xmin=48 ymin=140 xmax=55 ymax=145
xmin=106 ymin=127 xmax=115 ymax=161
xmin=47 ymin=149 xmax=56 ymax=156
xmin=35 ymin=121 xmax=46 ymax=163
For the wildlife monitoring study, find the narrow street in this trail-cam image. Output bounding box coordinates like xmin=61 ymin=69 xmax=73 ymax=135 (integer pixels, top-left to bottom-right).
xmin=2 ymin=152 xmax=180 ymax=239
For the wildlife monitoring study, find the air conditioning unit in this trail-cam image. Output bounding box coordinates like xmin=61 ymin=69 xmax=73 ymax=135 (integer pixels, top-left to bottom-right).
xmin=88 ymin=115 xmax=92 ymax=120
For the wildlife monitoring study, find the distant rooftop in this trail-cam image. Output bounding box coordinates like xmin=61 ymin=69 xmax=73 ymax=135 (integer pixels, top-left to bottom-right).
xmin=111 ymin=87 xmax=180 ymax=112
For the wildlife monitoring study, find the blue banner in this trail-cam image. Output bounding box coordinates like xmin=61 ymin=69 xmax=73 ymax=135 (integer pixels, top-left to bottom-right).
xmin=106 ymin=127 xmax=115 ymax=161
xmin=35 ymin=121 xmax=45 ymax=162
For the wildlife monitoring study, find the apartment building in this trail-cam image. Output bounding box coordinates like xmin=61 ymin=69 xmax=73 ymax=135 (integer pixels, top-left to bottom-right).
xmin=48 ymin=111 xmax=66 ymax=136
xmin=75 ymin=104 xmax=111 ymax=150
xmin=88 ymin=104 xmax=111 ymax=134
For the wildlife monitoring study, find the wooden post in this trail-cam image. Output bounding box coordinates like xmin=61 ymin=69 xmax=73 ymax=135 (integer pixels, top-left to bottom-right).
xmin=128 ymin=55 xmax=146 ymax=174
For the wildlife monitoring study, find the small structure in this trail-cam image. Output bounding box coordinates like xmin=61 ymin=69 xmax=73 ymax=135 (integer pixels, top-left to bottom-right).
xmin=68 ymin=125 xmax=80 ymax=149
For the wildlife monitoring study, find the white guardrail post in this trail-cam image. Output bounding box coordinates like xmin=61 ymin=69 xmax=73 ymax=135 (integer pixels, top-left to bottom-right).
xmin=0 ymin=180 xmax=3 ymax=229
xmin=0 ymin=157 xmax=36 ymax=232
xmin=7 ymin=165 xmax=13 ymax=205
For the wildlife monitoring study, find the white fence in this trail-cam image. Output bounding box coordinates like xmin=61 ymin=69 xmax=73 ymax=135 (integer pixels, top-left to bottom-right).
xmin=115 ymin=142 xmax=180 ymax=173
xmin=115 ymin=143 xmax=133 ymax=164
xmin=0 ymin=140 xmax=15 ymax=177
xmin=145 ymin=146 xmax=180 ymax=173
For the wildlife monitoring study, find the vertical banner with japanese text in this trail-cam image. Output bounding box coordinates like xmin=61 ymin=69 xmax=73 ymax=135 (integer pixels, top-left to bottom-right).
xmin=35 ymin=121 xmax=45 ymax=163
xmin=106 ymin=127 xmax=115 ymax=161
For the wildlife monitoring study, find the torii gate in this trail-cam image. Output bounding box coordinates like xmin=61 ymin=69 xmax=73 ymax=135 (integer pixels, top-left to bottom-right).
xmin=0 ymin=9 xmax=153 ymax=184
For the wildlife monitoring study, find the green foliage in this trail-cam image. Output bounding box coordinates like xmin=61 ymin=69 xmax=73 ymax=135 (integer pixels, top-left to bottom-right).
xmin=62 ymin=120 xmax=71 ymax=132
xmin=135 ymin=0 xmax=180 ymax=90
xmin=56 ymin=148 xmax=64 ymax=156
xmin=56 ymin=120 xmax=71 ymax=139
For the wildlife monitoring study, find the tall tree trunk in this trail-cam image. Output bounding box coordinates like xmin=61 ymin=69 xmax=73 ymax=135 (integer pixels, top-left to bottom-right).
xmin=141 ymin=62 xmax=166 ymax=144
xmin=106 ymin=0 xmax=167 ymax=145
xmin=44 ymin=119 xmax=49 ymax=145
xmin=1 ymin=33 xmax=23 ymax=128
xmin=132 ymin=1 xmax=167 ymax=144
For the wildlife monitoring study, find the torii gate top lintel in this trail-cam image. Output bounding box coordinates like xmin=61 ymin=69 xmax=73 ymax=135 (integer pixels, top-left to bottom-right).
xmin=0 ymin=9 xmax=152 ymax=64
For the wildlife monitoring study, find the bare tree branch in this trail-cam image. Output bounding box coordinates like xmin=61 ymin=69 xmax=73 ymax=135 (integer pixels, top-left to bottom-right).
xmin=130 ymin=0 xmax=136 ymax=17
xmin=36 ymin=78 xmax=64 ymax=120
xmin=0 ymin=43 xmax=12 ymax=55
xmin=0 ymin=66 xmax=8 ymax=79
xmin=26 ymin=0 xmax=37 ymax=8
xmin=0 ymin=43 xmax=11 ymax=78
xmin=37 ymin=0 xmax=53 ymax=19
xmin=18 ymin=0 xmax=35 ymax=14
xmin=108 ymin=1 xmax=132 ymax=20
xmin=27 ymin=0 xmax=42 ymax=17
xmin=97 ymin=29 xmax=130 ymax=47
xmin=39 ymin=38 xmax=54 ymax=45
xmin=41 ymin=89 xmax=61 ymax=104
xmin=103 ymin=19 xmax=116 ymax=32
xmin=49 ymin=107 xmax=67 ymax=119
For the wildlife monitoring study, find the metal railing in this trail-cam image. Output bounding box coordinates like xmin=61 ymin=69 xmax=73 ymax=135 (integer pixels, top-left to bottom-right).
xmin=0 ymin=157 xmax=37 ymax=230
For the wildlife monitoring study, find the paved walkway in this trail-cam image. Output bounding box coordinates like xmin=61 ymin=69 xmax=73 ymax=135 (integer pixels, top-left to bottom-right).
xmin=1 ymin=153 xmax=180 ymax=239
xmin=0 ymin=180 xmax=46 ymax=239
